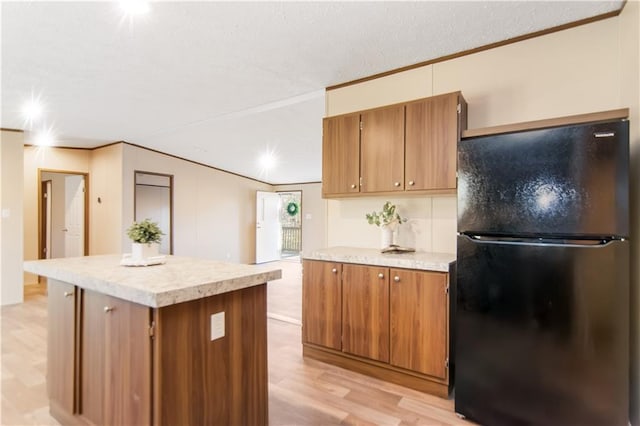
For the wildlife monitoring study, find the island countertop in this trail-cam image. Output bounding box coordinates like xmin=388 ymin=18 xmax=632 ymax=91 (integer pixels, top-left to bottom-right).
xmin=24 ymin=254 xmax=282 ymax=308
xmin=303 ymin=246 xmax=455 ymax=272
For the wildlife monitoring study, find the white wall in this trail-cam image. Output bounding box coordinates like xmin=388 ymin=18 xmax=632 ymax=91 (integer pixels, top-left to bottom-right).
xmin=1 ymin=130 xmax=24 ymax=305
xmin=122 ymin=144 xmax=273 ymax=264
xmin=273 ymin=182 xmax=327 ymax=256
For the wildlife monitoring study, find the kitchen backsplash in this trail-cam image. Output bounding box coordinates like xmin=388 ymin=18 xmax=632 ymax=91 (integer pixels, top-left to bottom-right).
xmin=326 ymin=195 xmax=457 ymax=254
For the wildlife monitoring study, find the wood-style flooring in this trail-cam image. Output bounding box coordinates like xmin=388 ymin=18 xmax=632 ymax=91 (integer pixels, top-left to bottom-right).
xmin=1 ymin=277 xmax=474 ymax=425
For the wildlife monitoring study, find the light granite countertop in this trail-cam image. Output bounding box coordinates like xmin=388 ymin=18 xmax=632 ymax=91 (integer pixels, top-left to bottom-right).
xmin=303 ymin=247 xmax=455 ymax=272
xmin=24 ymin=255 xmax=282 ymax=308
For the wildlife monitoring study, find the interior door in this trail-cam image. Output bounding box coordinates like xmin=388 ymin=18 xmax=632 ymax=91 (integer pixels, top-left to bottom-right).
xmin=255 ymin=191 xmax=281 ymax=264
xmin=64 ymin=175 xmax=85 ymax=257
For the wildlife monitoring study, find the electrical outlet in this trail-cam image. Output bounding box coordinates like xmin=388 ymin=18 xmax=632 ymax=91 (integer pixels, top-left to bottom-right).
xmin=210 ymin=312 xmax=225 ymax=341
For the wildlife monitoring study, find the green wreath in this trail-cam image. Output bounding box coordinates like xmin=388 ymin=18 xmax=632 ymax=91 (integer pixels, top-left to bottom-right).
xmin=286 ymin=202 xmax=299 ymax=216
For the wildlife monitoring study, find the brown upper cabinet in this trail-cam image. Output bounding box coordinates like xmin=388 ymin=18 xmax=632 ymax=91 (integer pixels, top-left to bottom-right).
xmin=360 ymin=105 xmax=405 ymax=193
xmin=321 ymin=91 xmax=467 ymax=198
xmin=322 ymin=113 xmax=361 ymax=196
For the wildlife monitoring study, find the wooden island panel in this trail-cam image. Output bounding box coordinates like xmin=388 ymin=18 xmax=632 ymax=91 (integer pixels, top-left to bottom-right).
xmin=154 ymin=284 xmax=268 ymax=426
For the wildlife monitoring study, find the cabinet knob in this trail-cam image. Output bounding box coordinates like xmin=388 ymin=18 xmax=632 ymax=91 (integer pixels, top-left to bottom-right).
xmin=63 ymin=291 xmax=74 ymax=297
xmin=351 ymin=184 xmax=357 ymax=189
xmin=394 ymin=276 xmax=400 ymax=283
xmin=332 ymin=268 xmax=338 ymax=274
xmin=408 ymin=180 xmax=415 ymax=186
xmin=104 ymin=306 xmax=114 ymax=313
xmin=394 ymin=182 xmax=401 ymax=187
xmin=378 ymin=273 xmax=384 ymax=279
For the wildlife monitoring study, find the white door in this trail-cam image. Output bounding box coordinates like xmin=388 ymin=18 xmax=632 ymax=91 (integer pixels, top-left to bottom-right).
xmin=64 ymin=175 xmax=85 ymax=257
xmin=255 ymin=191 xmax=281 ymax=264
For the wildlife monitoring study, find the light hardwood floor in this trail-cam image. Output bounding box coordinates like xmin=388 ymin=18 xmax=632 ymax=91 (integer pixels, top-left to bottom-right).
xmin=1 ymin=280 xmax=474 ymax=425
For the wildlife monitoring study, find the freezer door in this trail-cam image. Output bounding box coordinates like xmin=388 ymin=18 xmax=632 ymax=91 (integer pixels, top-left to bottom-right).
xmin=455 ymin=236 xmax=629 ymax=426
xmin=458 ymin=120 xmax=629 ymax=237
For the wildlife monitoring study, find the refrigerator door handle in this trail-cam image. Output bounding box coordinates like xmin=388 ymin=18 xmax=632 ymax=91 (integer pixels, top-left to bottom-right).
xmin=459 ymin=233 xmax=621 ymax=248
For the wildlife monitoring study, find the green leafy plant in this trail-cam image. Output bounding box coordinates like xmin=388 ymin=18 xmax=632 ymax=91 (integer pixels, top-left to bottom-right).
xmin=126 ymin=219 xmax=163 ymax=244
xmin=365 ymin=201 xmax=407 ymax=227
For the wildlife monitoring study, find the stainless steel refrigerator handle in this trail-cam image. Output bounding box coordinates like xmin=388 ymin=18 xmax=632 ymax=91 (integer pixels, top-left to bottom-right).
xmin=459 ymin=233 xmax=622 ymax=248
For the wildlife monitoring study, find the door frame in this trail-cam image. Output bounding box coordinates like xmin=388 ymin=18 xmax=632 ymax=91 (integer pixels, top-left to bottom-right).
xmin=38 ymin=169 xmax=89 ymax=260
xmin=276 ymin=190 xmax=303 ymax=256
xmin=133 ymin=170 xmax=174 ymax=255
xmin=40 ymin=180 xmax=52 ymax=259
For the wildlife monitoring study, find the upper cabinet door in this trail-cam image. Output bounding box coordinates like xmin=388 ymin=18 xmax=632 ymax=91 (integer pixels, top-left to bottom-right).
xmin=360 ymin=105 xmax=405 ymax=193
xmin=322 ymin=114 xmax=361 ymax=196
xmin=405 ymin=93 xmax=461 ymax=191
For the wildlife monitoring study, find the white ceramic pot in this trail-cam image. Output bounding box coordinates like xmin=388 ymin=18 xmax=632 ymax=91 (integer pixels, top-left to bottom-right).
xmin=380 ymin=225 xmax=395 ymax=249
xmin=131 ymin=242 xmax=159 ymax=261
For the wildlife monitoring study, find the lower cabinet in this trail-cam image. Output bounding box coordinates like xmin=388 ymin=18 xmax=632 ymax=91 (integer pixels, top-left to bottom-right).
xmin=46 ymin=280 xmax=268 ymax=425
xmin=342 ymin=264 xmax=389 ymax=362
xmin=47 ymin=280 xmax=76 ymax=417
xmin=302 ymin=260 xmax=452 ymax=397
xmin=80 ymin=289 xmax=152 ymax=426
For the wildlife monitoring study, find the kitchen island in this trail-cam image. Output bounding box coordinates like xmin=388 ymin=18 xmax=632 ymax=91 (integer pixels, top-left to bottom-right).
xmin=302 ymin=247 xmax=456 ymax=397
xmin=24 ymin=255 xmax=281 ymax=426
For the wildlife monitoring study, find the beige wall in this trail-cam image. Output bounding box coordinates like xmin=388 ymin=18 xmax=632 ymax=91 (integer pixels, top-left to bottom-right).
xmin=23 ymin=146 xmax=90 ymax=285
xmin=620 ymin=1 xmax=640 ymax=423
xmin=327 ymin=195 xmax=456 ymax=253
xmin=325 ymin=14 xmax=626 ymax=255
xmin=1 ymin=131 xmax=25 ymax=305
xmin=89 ymin=144 xmax=123 ymax=255
xmin=273 ymin=183 xmax=327 ymax=256
xmin=122 ymin=144 xmax=272 ymax=264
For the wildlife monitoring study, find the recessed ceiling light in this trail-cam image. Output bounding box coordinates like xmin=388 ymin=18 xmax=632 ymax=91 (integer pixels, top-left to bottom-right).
xmin=33 ymin=126 xmax=56 ymax=147
xmin=21 ymin=98 xmax=43 ymax=125
xmin=259 ymin=151 xmax=277 ymax=170
xmin=119 ymin=0 xmax=150 ymax=16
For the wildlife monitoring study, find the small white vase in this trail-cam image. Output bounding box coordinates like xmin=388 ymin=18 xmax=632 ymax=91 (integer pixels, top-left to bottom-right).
xmin=131 ymin=242 xmax=159 ymax=261
xmin=380 ymin=225 xmax=395 ymax=249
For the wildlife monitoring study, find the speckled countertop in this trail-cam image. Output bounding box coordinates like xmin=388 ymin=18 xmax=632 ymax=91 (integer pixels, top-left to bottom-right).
xmin=303 ymin=247 xmax=455 ymax=272
xmin=23 ymin=255 xmax=281 ymax=308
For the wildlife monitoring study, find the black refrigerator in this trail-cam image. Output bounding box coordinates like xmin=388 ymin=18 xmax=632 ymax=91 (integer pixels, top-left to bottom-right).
xmin=455 ymin=119 xmax=630 ymax=425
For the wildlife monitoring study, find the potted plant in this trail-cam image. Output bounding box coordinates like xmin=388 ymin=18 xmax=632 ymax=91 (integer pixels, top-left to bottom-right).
xmin=126 ymin=218 xmax=163 ymax=260
xmin=366 ymin=201 xmax=407 ymax=248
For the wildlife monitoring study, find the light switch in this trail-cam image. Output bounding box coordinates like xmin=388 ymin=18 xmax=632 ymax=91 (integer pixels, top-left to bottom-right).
xmin=210 ymin=312 xmax=225 ymax=341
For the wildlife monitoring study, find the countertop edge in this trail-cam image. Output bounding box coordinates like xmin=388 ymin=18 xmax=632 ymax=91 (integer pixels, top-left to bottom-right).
xmin=24 ymin=259 xmax=282 ymax=308
xmin=302 ymin=247 xmax=455 ymax=273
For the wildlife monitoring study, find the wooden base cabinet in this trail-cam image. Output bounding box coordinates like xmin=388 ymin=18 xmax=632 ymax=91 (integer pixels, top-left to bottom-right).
xmin=47 ymin=280 xmax=268 ymax=426
xmin=47 ymin=280 xmax=77 ymax=419
xmin=302 ymin=260 xmax=453 ymax=397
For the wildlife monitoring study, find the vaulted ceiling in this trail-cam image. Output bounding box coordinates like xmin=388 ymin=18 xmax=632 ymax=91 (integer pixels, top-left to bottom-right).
xmin=1 ymin=1 xmax=623 ymax=184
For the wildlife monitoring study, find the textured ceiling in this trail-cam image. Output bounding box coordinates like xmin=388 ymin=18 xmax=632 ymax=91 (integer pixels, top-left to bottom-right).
xmin=1 ymin=1 xmax=623 ymax=184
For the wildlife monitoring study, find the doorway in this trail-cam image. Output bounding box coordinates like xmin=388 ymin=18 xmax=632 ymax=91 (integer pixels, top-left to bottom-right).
xmin=39 ymin=170 xmax=89 ymax=260
xmin=278 ymin=191 xmax=302 ymax=259
xmin=134 ymin=171 xmax=173 ymax=255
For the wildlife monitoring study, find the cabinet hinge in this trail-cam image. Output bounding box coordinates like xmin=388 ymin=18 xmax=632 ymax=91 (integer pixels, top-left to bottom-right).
xmin=457 ymin=104 xmax=461 ymax=114
xmin=148 ymin=321 xmax=156 ymax=338
xmin=359 ymin=176 xmax=363 ymax=187
xmin=359 ymin=121 xmax=363 ymax=131
xmin=445 ymin=357 xmax=449 ymax=369
xmin=445 ymin=285 xmax=449 ymax=294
